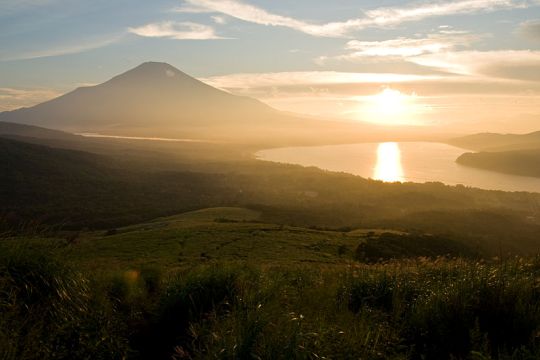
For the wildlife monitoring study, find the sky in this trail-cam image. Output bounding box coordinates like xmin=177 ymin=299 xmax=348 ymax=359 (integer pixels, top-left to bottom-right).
xmin=1 ymin=0 xmax=540 ymax=132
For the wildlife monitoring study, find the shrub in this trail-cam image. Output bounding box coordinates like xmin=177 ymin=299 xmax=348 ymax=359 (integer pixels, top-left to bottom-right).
xmin=355 ymin=233 xmax=478 ymax=263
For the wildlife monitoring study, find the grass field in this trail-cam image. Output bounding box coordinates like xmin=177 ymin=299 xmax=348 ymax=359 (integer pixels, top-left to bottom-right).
xmin=2 ymin=207 xmax=540 ymax=359
xmin=34 ymin=207 xmax=377 ymax=271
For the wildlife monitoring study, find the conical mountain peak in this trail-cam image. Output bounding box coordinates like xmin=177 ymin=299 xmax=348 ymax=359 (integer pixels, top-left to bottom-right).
xmin=104 ymin=61 xmax=200 ymax=87
xmin=0 ymin=61 xmax=277 ymax=135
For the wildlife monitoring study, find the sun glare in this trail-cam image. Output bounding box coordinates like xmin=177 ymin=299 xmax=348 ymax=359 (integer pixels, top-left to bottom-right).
xmin=373 ymin=88 xmax=407 ymax=112
xmin=371 ymin=88 xmax=410 ymax=121
xmin=373 ymin=142 xmax=404 ymax=182
xmin=357 ymin=88 xmax=424 ymax=126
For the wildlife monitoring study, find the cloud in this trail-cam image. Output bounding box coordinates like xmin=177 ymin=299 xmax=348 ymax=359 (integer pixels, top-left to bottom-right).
xmin=198 ymin=71 xmax=540 ymax=127
xmin=316 ymin=32 xmax=480 ymax=64
xmin=200 ymin=71 xmax=445 ymax=92
xmin=0 ymin=87 xmax=61 ymax=111
xmin=409 ymin=50 xmax=540 ymax=80
xmin=0 ymin=0 xmax=56 ymax=15
xmin=517 ymin=19 xmax=540 ymax=40
xmin=0 ymin=34 xmax=124 ymax=61
xmin=128 ymin=21 xmax=225 ymax=40
xmin=315 ymin=35 xmax=540 ymax=84
xmin=170 ymin=4 xmax=213 ymax=13
xmin=179 ymin=0 xmax=332 ymax=36
xmin=359 ymin=0 xmax=530 ymax=27
xmin=211 ymin=15 xmax=227 ymax=24
xmin=199 ymin=69 xmax=540 ymax=103
xmin=179 ymin=0 xmax=538 ymax=37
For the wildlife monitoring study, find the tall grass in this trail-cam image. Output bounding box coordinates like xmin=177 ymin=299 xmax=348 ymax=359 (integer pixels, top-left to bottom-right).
xmin=2 ymin=246 xmax=540 ymax=359
xmin=342 ymin=259 xmax=540 ymax=359
xmin=0 ymin=245 xmax=128 ymax=360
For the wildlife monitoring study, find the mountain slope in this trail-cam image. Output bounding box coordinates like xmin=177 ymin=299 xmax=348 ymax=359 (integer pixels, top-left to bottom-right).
xmin=0 ymin=121 xmax=80 ymax=141
xmin=0 ymin=62 xmax=352 ymax=143
xmin=449 ymin=130 xmax=540 ymax=178
xmin=449 ymin=131 xmax=540 ymax=151
xmin=457 ymin=149 xmax=540 ymax=178
xmin=0 ymin=137 xmax=231 ymax=229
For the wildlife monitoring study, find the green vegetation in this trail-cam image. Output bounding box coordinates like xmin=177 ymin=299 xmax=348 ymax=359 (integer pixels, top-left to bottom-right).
xmin=2 ymin=137 xmax=540 ymax=255
xmin=2 ymin=127 xmax=540 ymax=358
xmin=354 ymin=232 xmax=479 ymax=263
xmin=0 ymin=246 xmax=129 ymax=359
xmin=1 ymin=206 xmax=538 ymax=359
xmin=2 ymin=241 xmax=540 ymax=360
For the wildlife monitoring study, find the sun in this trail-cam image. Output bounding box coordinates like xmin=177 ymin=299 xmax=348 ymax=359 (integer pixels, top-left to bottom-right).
xmin=372 ymin=88 xmax=407 ymax=115
xmin=369 ymin=88 xmax=412 ymax=122
xmin=356 ymin=88 xmax=424 ymax=125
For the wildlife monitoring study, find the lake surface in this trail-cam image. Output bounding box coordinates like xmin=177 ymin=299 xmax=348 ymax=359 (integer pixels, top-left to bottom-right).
xmin=257 ymin=142 xmax=540 ymax=193
xmin=77 ymin=133 xmax=204 ymax=142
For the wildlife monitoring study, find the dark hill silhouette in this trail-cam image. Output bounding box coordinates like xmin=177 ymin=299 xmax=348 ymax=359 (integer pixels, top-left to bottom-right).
xmin=457 ymin=149 xmax=540 ymax=178
xmin=0 ymin=121 xmax=80 ymax=141
xmin=0 ymin=62 xmax=363 ymax=144
xmin=449 ymin=130 xmax=540 ymax=178
xmin=0 ymin=137 xmax=228 ymax=228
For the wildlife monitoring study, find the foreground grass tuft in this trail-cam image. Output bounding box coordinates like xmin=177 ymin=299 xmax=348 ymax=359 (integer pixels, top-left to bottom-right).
xmin=0 ymin=246 xmax=128 ymax=360
xmin=2 ymin=245 xmax=540 ymax=359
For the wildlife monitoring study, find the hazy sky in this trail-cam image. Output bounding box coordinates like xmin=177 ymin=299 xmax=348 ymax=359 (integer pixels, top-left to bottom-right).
xmin=1 ymin=0 xmax=540 ymax=132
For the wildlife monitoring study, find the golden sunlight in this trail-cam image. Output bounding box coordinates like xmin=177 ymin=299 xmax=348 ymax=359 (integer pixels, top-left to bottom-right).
xmin=373 ymin=142 xmax=404 ymax=182
xmin=370 ymin=88 xmax=410 ymax=121
xmin=359 ymin=88 xmax=424 ymax=125
xmin=373 ymin=88 xmax=407 ymax=111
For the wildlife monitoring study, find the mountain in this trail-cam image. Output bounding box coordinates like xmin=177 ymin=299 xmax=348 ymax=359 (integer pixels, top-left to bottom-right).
xmin=457 ymin=149 xmax=540 ymax=178
xmin=449 ymin=131 xmax=540 ymax=152
xmin=449 ymin=130 xmax=540 ymax=178
xmin=0 ymin=62 xmax=359 ymax=144
xmin=0 ymin=137 xmax=231 ymax=229
xmin=0 ymin=121 xmax=81 ymax=141
xmin=0 ymin=136 xmax=108 ymax=179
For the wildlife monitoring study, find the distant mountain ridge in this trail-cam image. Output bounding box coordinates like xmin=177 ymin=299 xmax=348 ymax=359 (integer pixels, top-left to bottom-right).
xmin=457 ymin=148 xmax=540 ymax=178
xmin=449 ymin=131 xmax=540 ymax=152
xmin=0 ymin=62 xmax=359 ymax=144
xmin=0 ymin=121 xmax=79 ymax=141
xmin=450 ymin=130 xmax=540 ymax=178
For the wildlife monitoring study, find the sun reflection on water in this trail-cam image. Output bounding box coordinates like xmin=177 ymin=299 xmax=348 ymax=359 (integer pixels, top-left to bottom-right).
xmin=373 ymin=142 xmax=404 ymax=182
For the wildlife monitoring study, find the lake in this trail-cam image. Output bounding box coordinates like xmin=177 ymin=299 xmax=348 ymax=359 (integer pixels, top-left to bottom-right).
xmin=256 ymin=142 xmax=540 ymax=193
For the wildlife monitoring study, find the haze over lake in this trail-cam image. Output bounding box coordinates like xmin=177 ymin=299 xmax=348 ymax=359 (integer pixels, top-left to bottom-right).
xmin=257 ymin=142 xmax=540 ymax=193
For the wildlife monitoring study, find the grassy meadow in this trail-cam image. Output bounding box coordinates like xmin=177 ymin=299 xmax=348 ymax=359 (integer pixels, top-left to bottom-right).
xmin=2 ymin=207 xmax=540 ymax=359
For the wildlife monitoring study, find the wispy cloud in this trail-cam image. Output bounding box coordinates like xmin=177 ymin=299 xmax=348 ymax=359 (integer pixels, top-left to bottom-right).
xmin=0 ymin=34 xmax=124 ymax=61
xmin=0 ymin=0 xmax=56 ymax=15
xmin=199 ymin=68 xmax=540 ymax=101
xmin=201 ymin=71 xmax=444 ymax=90
xmin=409 ymin=50 xmax=540 ymax=80
xmin=199 ymin=70 xmax=540 ymax=127
xmin=316 ymin=32 xmax=480 ymax=64
xmin=0 ymin=87 xmax=61 ymax=111
xmin=211 ymin=15 xmax=227 ymax=25
xmin=128 ymin=21 xmax=225 ymax=40
xmin=359 ymin=0 xmax=530 ymax=27
xmin=517 ymin=19 xmax=540 ymax=40
xmin=177 ymin=0 xmax=329 ymax=36
xmin=170 ymin=4 xmax=215 ymax=13
xmin=312 ymin=32 xmax=540 ymax=85
xmin=178 ymin=0 xmax=537 ymax=37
